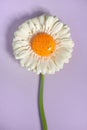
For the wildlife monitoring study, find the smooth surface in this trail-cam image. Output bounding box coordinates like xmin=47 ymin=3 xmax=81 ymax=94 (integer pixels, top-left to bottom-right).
xmin=0 ymin=0 xmax=87 ymax=130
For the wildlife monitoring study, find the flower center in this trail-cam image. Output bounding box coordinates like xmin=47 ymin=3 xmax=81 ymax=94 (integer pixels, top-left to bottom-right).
xmin=31 ymin=33 xmax=56 ymax=56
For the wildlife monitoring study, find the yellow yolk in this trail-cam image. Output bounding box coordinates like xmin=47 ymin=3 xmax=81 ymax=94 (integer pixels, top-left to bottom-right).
xmin=31 ymin=33 xmax=56 ymax=56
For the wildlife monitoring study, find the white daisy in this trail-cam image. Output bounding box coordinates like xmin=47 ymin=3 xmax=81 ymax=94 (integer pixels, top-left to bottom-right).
xmin=13 ymin=14 xmax=74 ymax=74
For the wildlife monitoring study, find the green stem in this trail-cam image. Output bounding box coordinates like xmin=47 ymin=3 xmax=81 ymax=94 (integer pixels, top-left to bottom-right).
xmin=39 ymin=74 xmax=48 ymax=130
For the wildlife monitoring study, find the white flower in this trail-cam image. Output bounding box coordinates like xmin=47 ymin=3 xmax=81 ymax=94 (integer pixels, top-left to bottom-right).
xmin=13 ymin=14 xmax=74 ymax=74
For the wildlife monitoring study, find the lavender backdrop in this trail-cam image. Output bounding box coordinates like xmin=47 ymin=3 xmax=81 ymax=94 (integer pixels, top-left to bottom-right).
xmin=0 ymin=0 xmax=87 ymax=130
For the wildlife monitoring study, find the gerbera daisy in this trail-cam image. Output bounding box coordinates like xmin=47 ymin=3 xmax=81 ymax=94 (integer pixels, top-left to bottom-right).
xmin=12 ymin=14 xmax=74 ymax=130
xmin=13 ymin=14 xmax=74 ymax=74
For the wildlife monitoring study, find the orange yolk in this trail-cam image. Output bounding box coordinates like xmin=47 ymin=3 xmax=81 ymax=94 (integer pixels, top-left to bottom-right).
xmin=31 ymin=33 xmax=56 ymax=56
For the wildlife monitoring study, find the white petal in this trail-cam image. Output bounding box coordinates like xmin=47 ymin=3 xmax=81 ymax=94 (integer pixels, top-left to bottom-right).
xmin=14 ymin=49 xmax=29 ymax=59
xmin=58 ymin=25 xmax=71 ymax=38
xmin=20 ymin=55 xmax=29 ymax=67
xmin=13 ymin=35 xmax=29 ymax=42
xmin=14 ymin=30 xmax=28 ymax=37
xmin=14 ymin=46 xmax=29 ymax=54
xmin=19 ymin=22 xmax=29 ymax=28
xmin=28 ymin=55 xmax=38 ymax=70
xmin=60 ymin=39 xmax=74 ymax=48
xmin=45 ymin=16 xmax=54 ymax=33
xmin=39 ymin=59 xmax=48 ymax=74
xmin=54 ymin=47 xmax=73 ymax=65
xmin=27 ymin=20 xmax=36 ymax=33
xmin=16 ymin=22 xmax=32 ymax=37
xmin=20 ymin=53 xmax=38 ymax=70
xmin=32 ymin=18 xmax=42 ymax=31
xmin=39 ymin=15 xmax=46 ymax=25
xmin=13 ymin=40 xmax=29 ymax=49
xmin=53 ymin=16 xmax=60 ymax=24
xmin=51 ymin=22 xmax=63 ymax=34
xmin=23 ymin=53 xmax=36 ymax=69
xmin=19 ymin=24 xmax=32 ymax=35
xmin=52 ymin=55 xmax=64 ymax=70
xmin=35 ymin=60 xmax=41 ymax=74
xmin=47 ymin=59 xmax=56 ymax=74
xmin=38 ymin=15 xmax=47 ymax=31
xmin=56 ymin=47 xmax=72 ymax=58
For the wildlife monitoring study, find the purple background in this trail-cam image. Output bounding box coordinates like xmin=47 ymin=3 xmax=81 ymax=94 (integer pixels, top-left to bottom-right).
xmin=0 ymin=0 xmax=87 ymax=130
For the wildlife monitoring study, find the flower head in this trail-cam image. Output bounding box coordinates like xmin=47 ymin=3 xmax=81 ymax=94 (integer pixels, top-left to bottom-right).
xmin=13 ymin=14 xmax=74 ymax=74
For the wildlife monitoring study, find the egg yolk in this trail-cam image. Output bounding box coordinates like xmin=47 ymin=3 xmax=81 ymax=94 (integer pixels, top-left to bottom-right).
xmin=31 ymin=33 xmax=56 ymax=57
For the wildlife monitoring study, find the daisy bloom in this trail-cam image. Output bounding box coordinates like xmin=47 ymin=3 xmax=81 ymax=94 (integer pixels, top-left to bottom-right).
xmin=13 ymin=14 xmax=74 ymax=75
xmin=12 ymin=14 xmax=74 ymax=130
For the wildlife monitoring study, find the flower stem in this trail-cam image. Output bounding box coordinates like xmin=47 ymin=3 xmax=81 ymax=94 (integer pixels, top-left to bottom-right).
xmin=39 ymin=74 xmax=48 ymax=130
